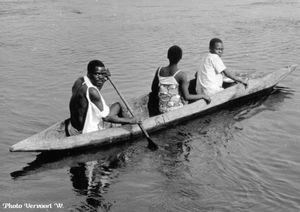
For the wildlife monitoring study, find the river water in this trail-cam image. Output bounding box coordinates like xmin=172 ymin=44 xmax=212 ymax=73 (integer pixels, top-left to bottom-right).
xmin=1 ymin=0 xmax=300 ymax=211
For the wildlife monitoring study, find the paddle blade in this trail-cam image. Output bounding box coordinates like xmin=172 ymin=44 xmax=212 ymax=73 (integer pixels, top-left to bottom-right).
xmin=147 ymin=137 xmax=158 ymax=151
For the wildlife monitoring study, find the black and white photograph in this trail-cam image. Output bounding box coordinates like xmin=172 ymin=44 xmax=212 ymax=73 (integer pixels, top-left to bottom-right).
xmin=1 ymin=0 xmax=300 ymax=211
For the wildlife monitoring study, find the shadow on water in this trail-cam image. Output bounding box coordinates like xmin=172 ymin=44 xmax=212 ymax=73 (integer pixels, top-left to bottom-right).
xmin=69 ymin=158 xmax=118 ymax=211
xmin=160 ymin=85 xmax=295 ymax=157
xmin=10 ymin=142 xmax=136 ymax=211
xmin=230 ymin=85 xmax=295 ymax=121
xmin=148 ymin=86 xmax=295 ymax=211
xmin=9 ymin=86 xmax=294 ymax=212
xmin=10 ymin=141 xmax=136 ymax=179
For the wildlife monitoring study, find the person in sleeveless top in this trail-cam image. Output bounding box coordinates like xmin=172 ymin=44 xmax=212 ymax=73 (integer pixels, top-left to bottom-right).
xmin=151 ymin=45 xmax=211 ymax=114
xmin=67 ymin=60 xmax=141 ymax=136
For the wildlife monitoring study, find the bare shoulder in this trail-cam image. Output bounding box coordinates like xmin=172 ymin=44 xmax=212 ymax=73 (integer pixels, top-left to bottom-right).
xmin=72 ymin=77 xmax=84 ymax=91
xmin=70 ymin=77 xmax=86 ymax=103
xmin=177 ymin=70 xmax=187 ymax=79
xmin=88 ymin=86 xmax=101 ymax=101
xmin=178 ymin=69 xmax=187 ymax=75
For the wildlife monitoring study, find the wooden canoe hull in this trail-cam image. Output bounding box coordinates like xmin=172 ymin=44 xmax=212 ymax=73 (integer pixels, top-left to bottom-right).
xmin=10 ymin=65 xmax=297 ymax=152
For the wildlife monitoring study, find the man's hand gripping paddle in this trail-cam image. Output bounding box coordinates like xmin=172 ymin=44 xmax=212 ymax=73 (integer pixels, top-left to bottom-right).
xmin=105 ymin=69 xmax=158 ymax=151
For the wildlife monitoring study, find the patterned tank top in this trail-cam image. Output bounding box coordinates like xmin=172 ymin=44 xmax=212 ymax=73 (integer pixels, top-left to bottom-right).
xmin=157 ymin=67 xmax=186 ymax=113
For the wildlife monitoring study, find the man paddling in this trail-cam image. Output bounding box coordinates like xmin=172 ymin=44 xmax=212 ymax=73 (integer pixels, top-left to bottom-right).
xmin=67 ymin=60 xmax=141 ymax=136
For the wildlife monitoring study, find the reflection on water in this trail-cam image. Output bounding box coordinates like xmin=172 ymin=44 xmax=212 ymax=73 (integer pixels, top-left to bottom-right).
xmin=9 ymin=86 xmax=296 ymax=211
xmin=134 ymin=87 xmax=295 ymax=212
xmin=70 ymin=161 xmax=114 ymax=211
xmin=10 ymin=143 xmax=137 ymax=211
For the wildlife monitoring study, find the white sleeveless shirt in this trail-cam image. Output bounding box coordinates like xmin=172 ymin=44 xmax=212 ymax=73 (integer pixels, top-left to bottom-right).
xmin=82 ymin=76 xmax=110 ymax=133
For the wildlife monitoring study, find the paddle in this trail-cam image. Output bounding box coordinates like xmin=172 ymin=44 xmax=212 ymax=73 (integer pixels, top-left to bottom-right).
xmin=107 ymin=77 xmax=158 ymax=151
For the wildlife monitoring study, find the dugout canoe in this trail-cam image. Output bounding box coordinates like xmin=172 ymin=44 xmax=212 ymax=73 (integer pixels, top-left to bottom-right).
xmin=10 ymin=64 xmax=297 ymax=152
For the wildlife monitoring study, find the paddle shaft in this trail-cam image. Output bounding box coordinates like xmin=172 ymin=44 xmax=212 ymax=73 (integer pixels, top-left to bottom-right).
xmin=107 ymin=77 xmax=152 ymax=139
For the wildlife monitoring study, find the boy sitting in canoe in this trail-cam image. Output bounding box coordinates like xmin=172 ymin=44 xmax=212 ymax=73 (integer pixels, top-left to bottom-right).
xmin=195 ymin=38 xmax=248 ymax=96
xmin=67 ymin=60 xmax=141 ymax=136
xmin=151 ymin=45 xmax=211 ymax=114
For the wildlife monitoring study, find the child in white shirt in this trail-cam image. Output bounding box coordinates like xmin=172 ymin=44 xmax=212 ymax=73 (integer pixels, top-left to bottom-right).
xmin=196 ymin=38 xmax=248 ymax=95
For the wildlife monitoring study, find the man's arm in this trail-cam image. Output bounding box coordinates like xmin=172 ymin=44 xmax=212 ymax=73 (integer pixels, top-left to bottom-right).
xmin=103 ymin=114 xmax=141 ymax=124
xmin=103 ymin=102 xmax=141 ymax=124
xmin=89 ymin=87 xmax=104 ymax=111
xmin=89 ymin=87 xmax=141 ymax=125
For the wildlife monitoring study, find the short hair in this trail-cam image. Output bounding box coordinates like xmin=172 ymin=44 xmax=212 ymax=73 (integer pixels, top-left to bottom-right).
xmin=167 ymin=45 xmax=182 ymax=64
xmin=209 ymin=38 xmax=223 ymax=50
xmin=87 ymin=60 xmax=105 ymax=74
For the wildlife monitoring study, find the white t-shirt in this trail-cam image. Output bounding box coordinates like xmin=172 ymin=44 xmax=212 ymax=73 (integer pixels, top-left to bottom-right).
xmin=196 ymin=52 xmax=226 ymax=95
